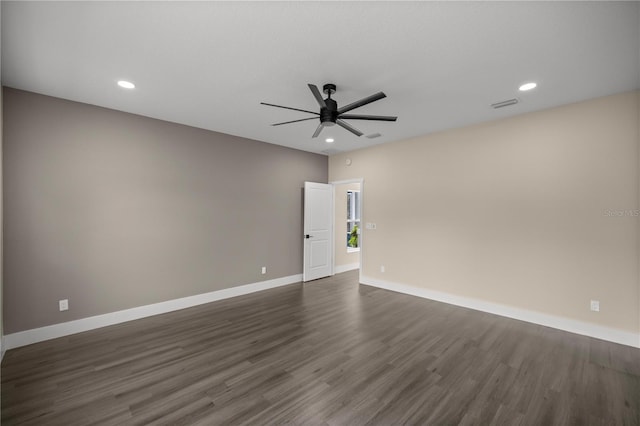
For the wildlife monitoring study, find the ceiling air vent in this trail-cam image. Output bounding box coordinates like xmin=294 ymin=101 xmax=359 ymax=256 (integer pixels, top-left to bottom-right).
xmin=366 ymin=133 xmax=382 ymax=139
xmin=491 ymin=98 xmax=519 ymax=109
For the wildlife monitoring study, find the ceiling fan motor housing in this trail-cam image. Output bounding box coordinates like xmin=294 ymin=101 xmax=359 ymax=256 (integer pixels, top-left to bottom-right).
xmin=320 ymin=98 xmax=338 ymax=126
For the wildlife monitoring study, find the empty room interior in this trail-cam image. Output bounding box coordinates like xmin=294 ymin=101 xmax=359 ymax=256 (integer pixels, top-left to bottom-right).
xmin=1 ymin=1 xmax=640 ymax=425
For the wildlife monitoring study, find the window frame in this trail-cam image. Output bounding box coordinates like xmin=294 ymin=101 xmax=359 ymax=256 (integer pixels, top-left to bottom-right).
xmin=346 ymin=190 xmax=361 ymax=252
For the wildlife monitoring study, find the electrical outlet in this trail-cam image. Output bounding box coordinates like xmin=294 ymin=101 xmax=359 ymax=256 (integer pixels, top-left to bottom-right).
xmin=59 ymin=299 xmax=69 ymax=311
xmin=590 ymin=300 xmax=600 ymax=312
xmin=261 ymin=266 xmax=266 ymax=275
xmin=380 ymin=265 xmax=385 ymax=273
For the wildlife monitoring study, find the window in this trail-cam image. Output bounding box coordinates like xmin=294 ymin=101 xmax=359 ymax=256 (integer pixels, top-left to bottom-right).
xmin=347 ymin=190 xmax=360 ymax=251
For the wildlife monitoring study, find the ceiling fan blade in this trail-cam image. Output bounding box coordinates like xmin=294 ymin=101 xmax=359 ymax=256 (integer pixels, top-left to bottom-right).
xmin=337 ymin=92 xmax=386 ymax=114
xmin=260 ymin=102 xmax=319 ymax=115
xmin=308 ymin=84 xmax=327 ymax=108
xmin=312 ymin=122 xmax=325 ymax=138
xmin=338 ymin=114 xmax=397 ymax=122
xmin=336 ymin=119 xmax=364 ymax=137
xmin=272 ymin=117 xmax=318 ymax=126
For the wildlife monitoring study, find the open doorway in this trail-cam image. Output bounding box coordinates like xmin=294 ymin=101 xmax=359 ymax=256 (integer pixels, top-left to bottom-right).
xmin=332 ymin=179 xmax=363 ymax=275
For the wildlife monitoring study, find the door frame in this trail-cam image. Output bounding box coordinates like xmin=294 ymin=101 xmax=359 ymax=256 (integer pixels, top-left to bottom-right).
xmin=330 ymin=178 xmax=364 ymax=282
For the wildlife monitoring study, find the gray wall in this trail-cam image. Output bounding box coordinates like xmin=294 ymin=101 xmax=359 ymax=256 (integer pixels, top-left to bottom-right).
xmin=1 ymin=4 xmax=4 ymax=352
xmin=0 ymin=78 xmax=3 ymax=348
xmin=3 ymin=87 xmax=327 ymax=334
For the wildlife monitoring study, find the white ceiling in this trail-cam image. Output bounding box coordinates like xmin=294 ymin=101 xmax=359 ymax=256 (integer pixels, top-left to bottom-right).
xmin=2 ymin=1 xmax=639 ymax=155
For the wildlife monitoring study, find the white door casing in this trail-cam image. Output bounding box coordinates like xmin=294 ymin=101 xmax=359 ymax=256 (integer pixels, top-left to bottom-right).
xmin=303 ymin=182 xmax=333 ymax=282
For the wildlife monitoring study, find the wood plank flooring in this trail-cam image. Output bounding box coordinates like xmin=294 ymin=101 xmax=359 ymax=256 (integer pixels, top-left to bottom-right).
xmin=2 ymin=270 xmax=639 ymax=425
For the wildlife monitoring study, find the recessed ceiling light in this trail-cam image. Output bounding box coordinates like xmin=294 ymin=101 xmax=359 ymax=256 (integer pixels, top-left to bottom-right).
xmin=325 ymin=138 xmax=334 ymax=143
xmin=117 ymin=80 xmax=135 ymax=89
xmin=519 ymin=82 xmax=537 ymax=91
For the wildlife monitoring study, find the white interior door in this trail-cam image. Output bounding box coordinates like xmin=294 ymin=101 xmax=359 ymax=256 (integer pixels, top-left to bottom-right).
xmin=303 ymin=182 xmax=333 ymax=282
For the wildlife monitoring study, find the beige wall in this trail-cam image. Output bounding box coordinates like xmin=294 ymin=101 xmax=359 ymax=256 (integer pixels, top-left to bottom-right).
xmin=2 ymin=88 xmax=327 ymax=334
xmin=334 ymin=182 xmax=361 ymax=269
xmin=330 ymin=91 xmax=640 ymax=334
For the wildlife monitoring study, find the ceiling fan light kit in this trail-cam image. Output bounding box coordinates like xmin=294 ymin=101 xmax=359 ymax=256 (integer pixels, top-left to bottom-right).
xmin=261 ymin=83 xmax=398 ymax=139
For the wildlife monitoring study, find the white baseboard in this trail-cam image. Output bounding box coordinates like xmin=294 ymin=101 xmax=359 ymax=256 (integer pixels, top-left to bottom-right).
xmin=335 ymin=263 xmax=360 ymax=274
xmin=4 ymin=274 xmax=302 ymax=350
xmin=361 ymin=275 xmax=640 ymax=349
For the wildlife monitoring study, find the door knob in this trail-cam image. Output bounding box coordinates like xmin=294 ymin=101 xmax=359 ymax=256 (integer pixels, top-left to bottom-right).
xmin=305 ymin=234 xmax=313 ymax=239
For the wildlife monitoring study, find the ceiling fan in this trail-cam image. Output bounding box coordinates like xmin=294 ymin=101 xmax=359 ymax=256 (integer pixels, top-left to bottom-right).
xmin=261 ymin=83 xmax=397 ymax=138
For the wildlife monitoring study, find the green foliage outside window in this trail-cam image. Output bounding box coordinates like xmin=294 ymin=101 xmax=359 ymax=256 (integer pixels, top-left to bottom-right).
xmin=348 ymin=225 xmax=359 ymax=248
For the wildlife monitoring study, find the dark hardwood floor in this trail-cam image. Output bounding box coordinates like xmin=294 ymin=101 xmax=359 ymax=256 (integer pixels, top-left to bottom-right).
xmin=2 ymin=270 xmax=639 ymax=425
